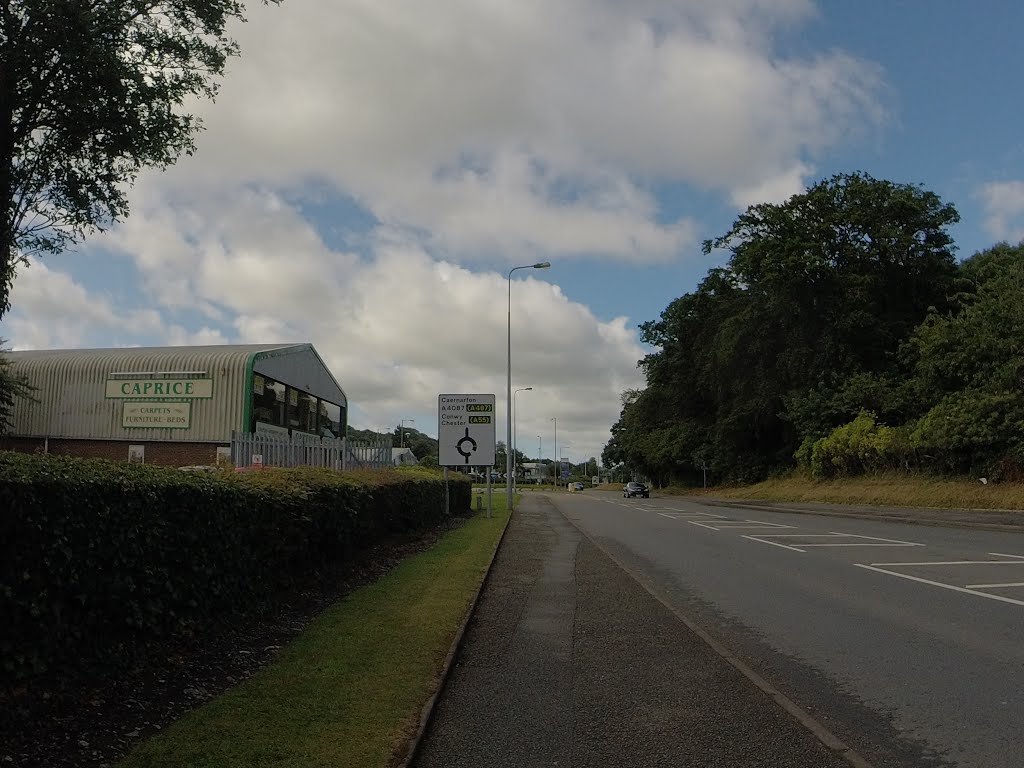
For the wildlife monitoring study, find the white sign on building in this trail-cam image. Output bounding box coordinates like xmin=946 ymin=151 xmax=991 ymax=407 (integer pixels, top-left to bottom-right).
xmin=438 ymin=393 xmax=496 ymax=467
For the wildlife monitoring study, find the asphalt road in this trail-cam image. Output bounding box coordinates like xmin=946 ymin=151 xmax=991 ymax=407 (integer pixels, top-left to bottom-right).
xmin=552 ymin=491 xmax=1024 ymax=767
xmin=413 ymin=495 xmax=851 ymax=768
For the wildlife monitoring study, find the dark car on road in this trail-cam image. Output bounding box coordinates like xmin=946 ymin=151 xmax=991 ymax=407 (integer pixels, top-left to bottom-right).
xmin=623 ymin=481 xmax=649 ymax=498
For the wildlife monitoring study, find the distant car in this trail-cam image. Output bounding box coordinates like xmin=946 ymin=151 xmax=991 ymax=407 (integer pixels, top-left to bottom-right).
xmin=572 ymin=482 xmax=585 ymax=491
xmin=623 ymin=481 xmax=649 ymax=498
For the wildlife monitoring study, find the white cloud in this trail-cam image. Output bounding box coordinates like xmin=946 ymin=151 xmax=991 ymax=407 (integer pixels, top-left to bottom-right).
xmin=151 ymin=0 xmax=884 ymax=262
xmin=978 ymin=181 xmax=1024 ymax=243
xmin=3 ymin=259 xmax=163 ymax=350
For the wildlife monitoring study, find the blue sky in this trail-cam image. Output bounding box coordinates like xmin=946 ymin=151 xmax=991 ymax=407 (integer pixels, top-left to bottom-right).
xmin=4 ymin=1 xmax=1023 ymax=462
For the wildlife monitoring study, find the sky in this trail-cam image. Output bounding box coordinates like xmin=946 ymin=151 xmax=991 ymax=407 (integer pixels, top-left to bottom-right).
xmin=3 ymin=0 xmax=1023 ymax=465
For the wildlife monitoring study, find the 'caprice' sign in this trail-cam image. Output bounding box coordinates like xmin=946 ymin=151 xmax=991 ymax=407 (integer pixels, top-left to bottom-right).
xmin=105 ymin=378 xmax=213 ymax=399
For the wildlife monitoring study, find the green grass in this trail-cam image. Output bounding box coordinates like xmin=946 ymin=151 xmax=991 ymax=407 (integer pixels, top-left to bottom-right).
xmin=119 ymin=501 xmax=511 ymax=768
xmin=673 ymin=473 xmax=1024 ymax=511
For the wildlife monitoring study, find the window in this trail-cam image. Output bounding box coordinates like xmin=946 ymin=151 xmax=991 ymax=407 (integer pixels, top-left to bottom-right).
xmin=319 ymin=400 xmax=343 ymax=439
xmin=252 ymin=375 xmax=287 ymax=431
xmin=288 ymin=388 xmax=318 ymax=435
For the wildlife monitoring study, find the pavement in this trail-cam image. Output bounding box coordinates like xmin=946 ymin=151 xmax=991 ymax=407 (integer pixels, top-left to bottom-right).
xmin=411 ymin=494 xmax=852 ymax=768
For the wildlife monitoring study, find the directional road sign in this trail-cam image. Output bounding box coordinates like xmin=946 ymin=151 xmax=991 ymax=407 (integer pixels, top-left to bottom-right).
xmin=438 ymin=393 xmax=496 ymax=467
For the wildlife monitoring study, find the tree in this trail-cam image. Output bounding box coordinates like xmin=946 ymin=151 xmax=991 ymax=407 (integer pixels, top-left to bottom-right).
xmin=0 ymin=0 xmax=281 ymax=319
xmin=0 ymin=340 xmax=33 ymax=434
xmin=620 ymin=173 xmax=961 ymax=483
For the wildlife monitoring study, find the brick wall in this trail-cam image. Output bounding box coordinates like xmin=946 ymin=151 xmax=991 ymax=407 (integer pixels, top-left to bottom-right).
xmin=0 ymin=437 xmax=226 ymax=467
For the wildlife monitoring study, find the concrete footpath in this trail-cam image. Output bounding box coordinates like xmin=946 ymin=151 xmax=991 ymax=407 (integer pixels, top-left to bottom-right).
xmin=411 ymin=495 xmax=851 ymax=768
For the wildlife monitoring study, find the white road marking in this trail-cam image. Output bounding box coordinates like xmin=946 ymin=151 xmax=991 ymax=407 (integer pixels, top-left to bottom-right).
xmin=657 ymin=511 xmax=726 ymax=519
xmin=868 ymin=560 xmax=1024 ymax=567
xmin=829 ymin=533 xmax=923 ymax=545
xmin=690 ymin=520 xmax=730 ymax=530
xmin=989 ymin=552 xmax=1024 ymax=559
xmin=709 ymin=520 xmax=796 ymax=529
xmin=801 ymin=543 xmax=922 ymax=548
xmin=965 ymin=582 xmax=1024 ymax=589
xmin=854 ymin=564 xmax=1024 ymax=608
xmin=741 ymin=535 xmax=806 ymax=552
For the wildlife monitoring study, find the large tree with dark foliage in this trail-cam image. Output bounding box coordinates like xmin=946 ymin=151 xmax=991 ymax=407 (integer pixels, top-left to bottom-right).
xmin=612 ymin=173 xmax=962 ymax=483
xmin=0 ymin=0 xmax=281 ymax=319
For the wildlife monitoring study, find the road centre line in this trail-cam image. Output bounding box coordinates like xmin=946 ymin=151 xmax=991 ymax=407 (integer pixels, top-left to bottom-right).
xmin=854 ymin=564 xmax=1024 ymax=608
xmin=741 ymin=535 xmax=806 ymax=553
xmin=989 ymin=552 xmax=1024 ymax=559
xmin=965 ymin=582 xmax=1024 ymax=589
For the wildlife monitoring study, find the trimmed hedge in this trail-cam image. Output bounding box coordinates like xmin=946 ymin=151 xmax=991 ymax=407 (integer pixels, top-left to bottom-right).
xmin=0 ymin=453 xmax=471 ymax=685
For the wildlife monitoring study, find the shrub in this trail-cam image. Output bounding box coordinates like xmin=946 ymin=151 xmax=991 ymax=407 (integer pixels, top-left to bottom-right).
xmin=910 ymin=390 xmax=1024 ymax=477
xmin=0 ymin=453 xmax=470 ymax=684
xmin=809 ymin=411 xmax=912 ymax=479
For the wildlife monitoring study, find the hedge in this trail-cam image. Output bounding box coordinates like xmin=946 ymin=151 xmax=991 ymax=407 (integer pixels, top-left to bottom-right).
xmin=0 ymin=453 xmax=471 ymax=685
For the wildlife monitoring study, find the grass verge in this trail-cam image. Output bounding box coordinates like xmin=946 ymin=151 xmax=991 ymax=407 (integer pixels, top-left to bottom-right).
xmin=119 ymin=501 xmax=511 ymax=768
xmin=674 ymin=473 xmax=1024 ymax=511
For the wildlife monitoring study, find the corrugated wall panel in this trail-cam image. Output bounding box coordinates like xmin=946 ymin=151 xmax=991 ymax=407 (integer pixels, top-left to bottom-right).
xmin=7 ymin=345 xmax=293 ymax=442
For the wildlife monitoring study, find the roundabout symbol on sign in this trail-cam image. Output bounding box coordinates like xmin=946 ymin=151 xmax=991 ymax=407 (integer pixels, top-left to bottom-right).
xmin=456 ymin=427 xmax=478 ymax=463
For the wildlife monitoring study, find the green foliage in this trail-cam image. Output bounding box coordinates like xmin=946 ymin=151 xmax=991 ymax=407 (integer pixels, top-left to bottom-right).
xmin=0 ymin=454 xmax=470 ymax=685
xmin=809 ymin=411 xmax=912 ymax=479
xmin=0 ymin=341 xmax=34 ymax=434
xmin=910 ymin=391 xmax=1024 ymax=477
xmin=0 ymin=1 xmax=282 ymax=318
xmin=614 ymin=172 xmax=960 ymax=483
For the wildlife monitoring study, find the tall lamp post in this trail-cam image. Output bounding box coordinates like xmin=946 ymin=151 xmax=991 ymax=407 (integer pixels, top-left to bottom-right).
xmin=513 ymin=387 xmax=532 ymax=492
xmin=550 ymin=416 xmax=557 ymax=488
xmin=400 ymin=418 xmax=414 ymax=448
xmin=507 ymin=262 xmax=551 ymax=510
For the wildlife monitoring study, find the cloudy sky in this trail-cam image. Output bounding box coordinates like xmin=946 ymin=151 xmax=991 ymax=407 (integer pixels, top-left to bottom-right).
xmin=3 ymin=1 xmax=1023 ymax=463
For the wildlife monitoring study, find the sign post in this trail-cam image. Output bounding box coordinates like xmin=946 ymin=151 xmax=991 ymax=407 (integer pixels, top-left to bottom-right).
xmin=439 ymin=394 xmax=496 ymax=517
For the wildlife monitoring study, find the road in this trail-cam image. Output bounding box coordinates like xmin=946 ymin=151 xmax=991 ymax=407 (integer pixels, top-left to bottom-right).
xmin=550 ymin=491 xmax=1024 ymax=768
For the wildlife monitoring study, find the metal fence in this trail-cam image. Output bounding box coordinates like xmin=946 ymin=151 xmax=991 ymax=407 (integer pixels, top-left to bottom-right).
xmin=230 ymin=431 xmax=393 ymax=470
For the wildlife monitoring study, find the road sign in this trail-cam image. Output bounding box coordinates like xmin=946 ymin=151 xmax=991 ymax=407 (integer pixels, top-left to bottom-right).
xmin=438 ymin=393 xmax=496 ymax=467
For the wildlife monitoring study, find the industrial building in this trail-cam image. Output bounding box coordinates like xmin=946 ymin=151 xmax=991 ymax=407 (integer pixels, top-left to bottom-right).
xmin=0 ymin=344 xmax=348 ymax=466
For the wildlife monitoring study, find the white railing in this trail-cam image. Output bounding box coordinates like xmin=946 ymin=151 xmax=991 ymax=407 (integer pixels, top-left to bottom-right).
xmin=230 ymin=432 xmax=393 ymax=470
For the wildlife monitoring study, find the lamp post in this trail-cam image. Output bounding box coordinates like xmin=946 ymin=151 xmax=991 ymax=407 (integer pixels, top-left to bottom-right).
xmin=513 ymin=387 xmax=532 ymax=492
xmin=550 ymin=416 xmax=557 ymax=489
xmin=400 ymin=418 xmax=414 ymax=448
xmin=507 ymin=262 xmax=551 ymax=510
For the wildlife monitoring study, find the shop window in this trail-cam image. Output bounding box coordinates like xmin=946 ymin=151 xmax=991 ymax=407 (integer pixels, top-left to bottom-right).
xmin=287 ymin=388 xmax=318 ymax=435
xmin=252 ymin=375 xmax=287 ymax=431
xmin=319 ymin=400 xmax=343 ymax=439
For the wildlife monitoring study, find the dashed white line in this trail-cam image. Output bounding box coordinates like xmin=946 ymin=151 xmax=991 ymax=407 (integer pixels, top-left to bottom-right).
xmin=965 ymin=582 xmax=1024 ymax=589
xmin=854 ymin=564 xmax=1024 ymax=608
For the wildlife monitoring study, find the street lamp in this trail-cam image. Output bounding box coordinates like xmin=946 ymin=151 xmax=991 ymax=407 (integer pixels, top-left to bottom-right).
xmin=513 ymin=387 xmax=532 ymax=492
xmin=507 ymin=261 xmax=551 ymax=510
xmin=400 ymin=418 xmax=415 ymax=448
xmin=550 ymin=416 xmax=557 ymax=488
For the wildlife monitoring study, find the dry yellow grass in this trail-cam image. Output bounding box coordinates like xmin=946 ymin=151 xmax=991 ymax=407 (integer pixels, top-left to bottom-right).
xmin=672 ymin=473 xmax=1024 ymax=511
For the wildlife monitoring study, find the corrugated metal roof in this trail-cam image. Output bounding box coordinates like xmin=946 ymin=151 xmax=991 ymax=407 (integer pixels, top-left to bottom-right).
xmin=7 ymin=343 xmax=298 ymax=367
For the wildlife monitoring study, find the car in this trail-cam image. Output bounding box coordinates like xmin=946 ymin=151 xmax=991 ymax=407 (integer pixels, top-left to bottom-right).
xmin=572 ymin=482 xmax=585 ymax=491
xmin=623 ymin=481 xmax=649 ymax=498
